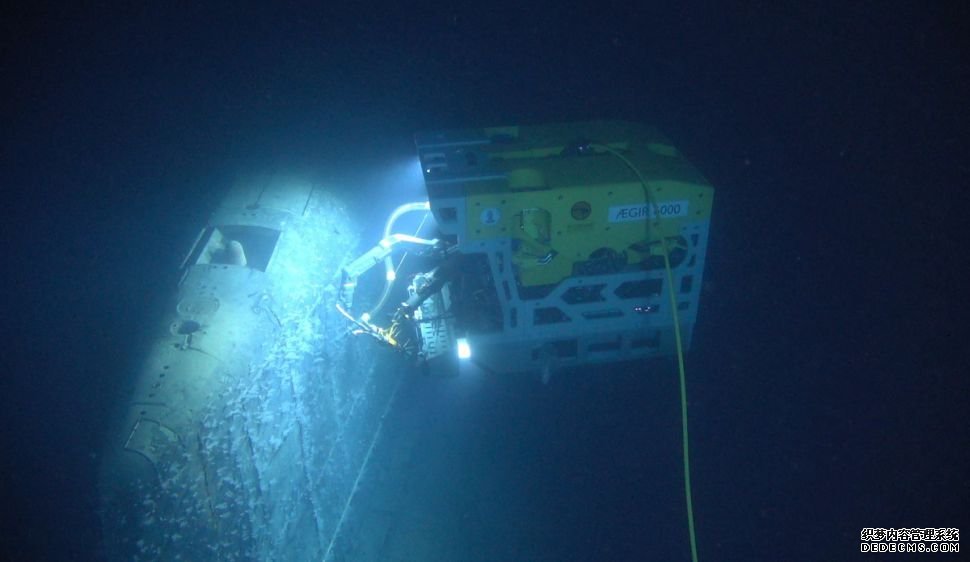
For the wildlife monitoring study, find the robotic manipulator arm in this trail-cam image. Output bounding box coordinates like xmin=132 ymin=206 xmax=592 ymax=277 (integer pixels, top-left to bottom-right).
xmin=337 ymin=232 xmax=456 ymax=357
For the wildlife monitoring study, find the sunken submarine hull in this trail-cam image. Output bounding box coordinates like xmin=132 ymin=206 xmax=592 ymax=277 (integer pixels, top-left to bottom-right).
xmin=98 ymin=174 xmax=404 ymax=561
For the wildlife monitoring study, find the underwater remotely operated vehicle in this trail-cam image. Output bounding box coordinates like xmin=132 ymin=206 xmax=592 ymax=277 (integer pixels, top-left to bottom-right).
xmin=99 ymin=121 xmax=713 ymax=561
xmin=340 ymin=121 xmax=713 ymax=380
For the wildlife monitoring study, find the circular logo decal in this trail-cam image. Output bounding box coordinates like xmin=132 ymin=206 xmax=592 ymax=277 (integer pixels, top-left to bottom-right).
xmin=480 ymin=208 xmax=501 ymax=225
xmin=571 ymin=201 xmax=592 ymax=220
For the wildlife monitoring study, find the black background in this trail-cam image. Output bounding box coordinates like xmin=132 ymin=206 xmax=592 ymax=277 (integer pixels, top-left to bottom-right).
xmin=2 ymin=2 xmax=967 ymax=560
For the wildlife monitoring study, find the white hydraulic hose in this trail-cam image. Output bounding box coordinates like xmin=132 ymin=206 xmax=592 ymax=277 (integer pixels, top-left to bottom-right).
xmin=368 ymin=201 xmax=432 ymax=318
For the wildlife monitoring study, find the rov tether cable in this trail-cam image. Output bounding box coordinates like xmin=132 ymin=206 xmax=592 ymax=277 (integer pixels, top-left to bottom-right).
xmin=591 ymin=143 xmax=699 ymax=562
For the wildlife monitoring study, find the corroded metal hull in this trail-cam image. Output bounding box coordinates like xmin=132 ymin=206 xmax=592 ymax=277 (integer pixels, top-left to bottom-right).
xmin=99 ymin=174 xmax=402 ymax=561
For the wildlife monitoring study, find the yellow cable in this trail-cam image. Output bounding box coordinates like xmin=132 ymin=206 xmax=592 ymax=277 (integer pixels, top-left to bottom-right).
xmin=592 ymin=144 xmax=699 ymax=562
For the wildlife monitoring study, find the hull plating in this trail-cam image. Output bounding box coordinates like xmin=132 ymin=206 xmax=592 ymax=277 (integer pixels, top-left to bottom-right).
xmin=99 ymin=175 xmax=401 ymax=561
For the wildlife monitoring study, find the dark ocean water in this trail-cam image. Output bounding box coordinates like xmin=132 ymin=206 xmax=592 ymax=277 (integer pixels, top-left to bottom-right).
xmin=3 ymin=2 xmax=967 ymax=560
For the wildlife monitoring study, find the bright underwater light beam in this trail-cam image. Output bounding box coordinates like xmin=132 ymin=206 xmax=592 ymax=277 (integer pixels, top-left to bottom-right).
xmin=381 ymin=157 xmax=426 ymax=199
xmin=456 ymin=338 xmax=471 ymax=360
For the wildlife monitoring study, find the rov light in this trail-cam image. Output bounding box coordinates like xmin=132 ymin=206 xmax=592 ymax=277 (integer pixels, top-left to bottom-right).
xmin=386 ymin=269 xmax=396 ymax=282
xmin=456 ymin=338 xmax=472 ymax=360
xmin=386 ymin=157 xmax=427 ymax=198
xmin=360 ymin=312 xmax=371 ymax=323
